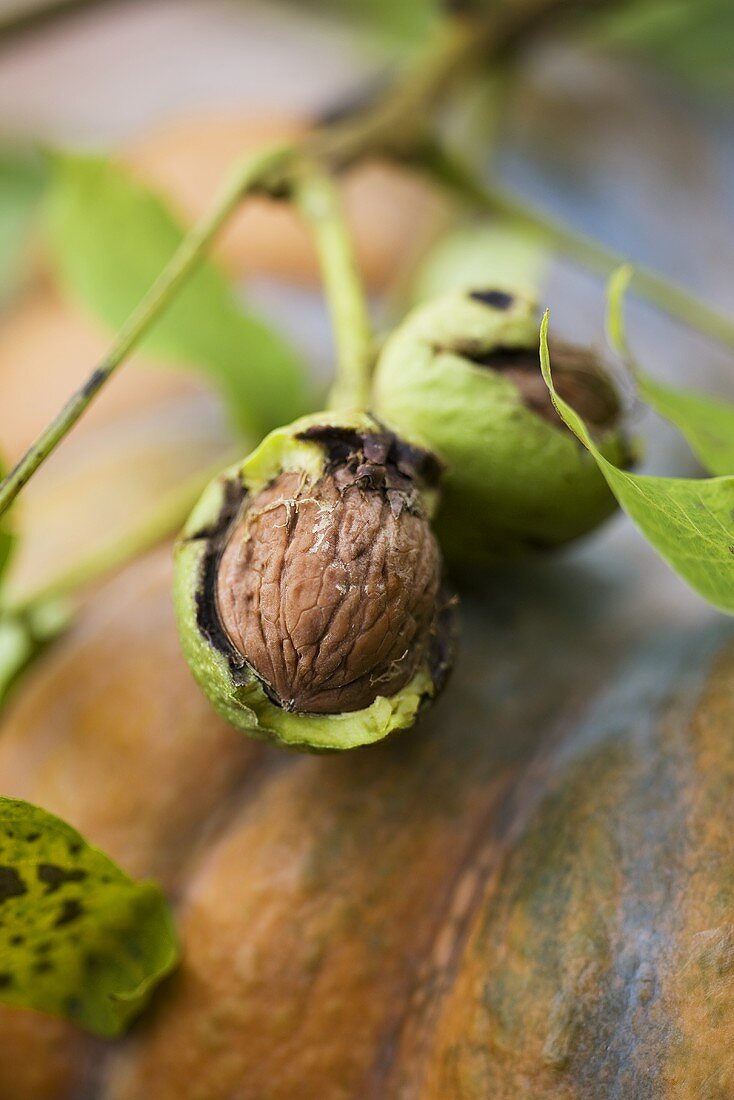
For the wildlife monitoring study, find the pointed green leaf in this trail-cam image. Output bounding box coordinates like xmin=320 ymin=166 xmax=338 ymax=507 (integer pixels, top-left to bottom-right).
xmin=0 ymin=797 xmax=178 ymax=1037
xmin=45 ymin=153 xmax=311 ymax=437
xmin=607 ymin=265 xmax=734 ymax=476
xmin=540 ymin=312 xmax=734 ymax=613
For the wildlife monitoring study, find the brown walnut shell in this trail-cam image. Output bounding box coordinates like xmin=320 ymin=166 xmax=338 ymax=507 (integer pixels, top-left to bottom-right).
xmin=216 ymin=469 xmax=441 ymax=714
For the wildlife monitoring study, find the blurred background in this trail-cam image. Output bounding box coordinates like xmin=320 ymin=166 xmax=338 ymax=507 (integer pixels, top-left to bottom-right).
xmin=0 ymin=0 xmax=732 ymax=624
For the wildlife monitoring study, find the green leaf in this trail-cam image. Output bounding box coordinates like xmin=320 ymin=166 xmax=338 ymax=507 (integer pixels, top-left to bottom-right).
xmin=0 ymin=797 xmax=178 ymax=1037
xmin=540 ymin=312 xmax=734 ymax=614
xmin=0 ymin=147 xmax=46 ymax=306
xmin=607 ymin=265 xmax=734 ymax=476
xmin=45 ymin=153 xmax=311 ymax=437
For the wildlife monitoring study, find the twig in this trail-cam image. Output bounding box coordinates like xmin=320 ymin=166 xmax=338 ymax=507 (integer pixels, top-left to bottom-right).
xmin=420 ymin=141 xmax=734 ymax=352
xmin=0 ymin=143 xmax=295 ymax=519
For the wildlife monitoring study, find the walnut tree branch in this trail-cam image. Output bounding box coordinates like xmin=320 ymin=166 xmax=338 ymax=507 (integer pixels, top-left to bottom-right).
xmin=0 ymin=0 xmax=634 ymax=520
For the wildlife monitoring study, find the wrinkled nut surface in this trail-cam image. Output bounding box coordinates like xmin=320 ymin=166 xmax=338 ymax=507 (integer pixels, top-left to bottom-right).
xmin=215 ymin=453 xmax=442 ymax=715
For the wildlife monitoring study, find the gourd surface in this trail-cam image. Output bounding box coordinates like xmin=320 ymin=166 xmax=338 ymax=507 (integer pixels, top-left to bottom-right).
xmin=0 ymin=539 xmax=729 ymax=1098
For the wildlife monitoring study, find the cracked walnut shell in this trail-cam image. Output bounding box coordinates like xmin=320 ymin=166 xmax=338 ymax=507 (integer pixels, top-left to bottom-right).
xmin=174 ymin=412 xmax=455 ymax=751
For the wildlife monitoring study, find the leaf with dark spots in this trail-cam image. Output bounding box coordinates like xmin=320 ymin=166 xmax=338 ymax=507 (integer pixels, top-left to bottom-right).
xmin=54 ymin=900 xmax=85 ymax=928
xmin=37 ymin=863 xmax=87 ymax=894
xmin=0 ymin=866 xmax=27 ymax=903
xmin=0 ymin=797 xmax=178 ymax=1037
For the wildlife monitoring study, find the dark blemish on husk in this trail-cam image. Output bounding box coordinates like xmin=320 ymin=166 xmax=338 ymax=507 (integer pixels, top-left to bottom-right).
xmin=25 ymin=834 xmax=40 ymax=843
xmin=33 ymin=960 xmax=53 ymax=974
xmin=0 ymin=973 xmax=13 ymax=989
xmin=37 ymin=864 xmax=87 ymax=895
xmin=470 ymin=289 xmax=514 ymax=310
xmin=194 ymin=478 xmax=250 ymax=677
xmin=54 ymin=899 xmax=84 ymax=928
xmin=297 ymin=424 xmax=443 ymax=490
xmin=0 ymin=867 xmax=27 ymax=903
xmin=437 ymin=342 xmax=534 ymax=370
xmin=187 ymin=477 xmax=244 ymax=543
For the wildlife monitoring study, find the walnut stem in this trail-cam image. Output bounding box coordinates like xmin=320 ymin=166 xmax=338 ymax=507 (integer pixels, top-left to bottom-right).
xmin=418 ymin=139 xmax=734 ymax=353
xmin=295 ymin=167 xmax=373 ymax=411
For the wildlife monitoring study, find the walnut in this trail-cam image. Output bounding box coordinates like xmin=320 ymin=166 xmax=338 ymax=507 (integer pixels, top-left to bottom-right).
xmin=373 ymin=288 xmax=630 ymax=565
xmin=216 ymin=468 xmax=441 ymax=715
xmin=175 ymin=416 xmax=454 ymax=747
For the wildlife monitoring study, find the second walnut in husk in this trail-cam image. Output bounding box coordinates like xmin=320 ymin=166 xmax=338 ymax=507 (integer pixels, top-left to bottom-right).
xmin=372 ymin=288 xmax=633 ymax=564
xmin=174 ymin=413 xmax=455 ymax=751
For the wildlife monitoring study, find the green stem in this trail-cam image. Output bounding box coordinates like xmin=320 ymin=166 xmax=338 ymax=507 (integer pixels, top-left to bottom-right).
xmin=295 ymin=168 xmax=373 ymax=410
xmin=0 ymin=143 xmax=295 ymax=522
xmin=421 ymin=142 xmax=734 ymax=352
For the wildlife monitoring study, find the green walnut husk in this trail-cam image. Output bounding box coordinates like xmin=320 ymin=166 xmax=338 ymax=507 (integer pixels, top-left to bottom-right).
xmin=372 ymin=287 xmax=632 ymax=564
xmin=173 ymin=411 xmax=455 ymax=752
